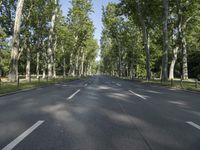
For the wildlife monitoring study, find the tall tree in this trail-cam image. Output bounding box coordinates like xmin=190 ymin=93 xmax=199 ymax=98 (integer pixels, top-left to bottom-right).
xmin=161 ymin=0 xmax=169 ymax=81
xmin=135 ymin=0 xmax=151 ymax=80
xmin=67 ymin=0 xmax=95 ymax=76
xmin=47 ymin=0 xmax=58 ymax=78
xmin=9 ymin=0 xmax=25 ymax=81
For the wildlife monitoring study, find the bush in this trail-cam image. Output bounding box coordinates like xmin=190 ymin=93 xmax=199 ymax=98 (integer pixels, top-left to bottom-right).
xmin=188 ymin=51 xmax=200 ymax=78
xmin=197 ymin=75 xmax=200 ymax=81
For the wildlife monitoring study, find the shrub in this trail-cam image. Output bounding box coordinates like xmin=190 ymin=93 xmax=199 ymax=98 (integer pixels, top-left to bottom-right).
xmin=197 ymin=75 xmax=200 ymax=81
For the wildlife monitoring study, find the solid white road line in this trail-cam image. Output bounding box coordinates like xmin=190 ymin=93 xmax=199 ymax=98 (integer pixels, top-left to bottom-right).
xmin=2 ymin=121 xmax=44 ymax=150
xmin=67 ymin=89 xmax=81 ymax=100
xmin=129 ymin=90 xmax=148 ymax=100
xmin=186 ymin=121 xmax=200 ymax=130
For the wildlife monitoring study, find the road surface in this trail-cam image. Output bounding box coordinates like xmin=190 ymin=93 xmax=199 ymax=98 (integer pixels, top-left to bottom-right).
xmin=0 ymin=75 xmax=200 ymax=150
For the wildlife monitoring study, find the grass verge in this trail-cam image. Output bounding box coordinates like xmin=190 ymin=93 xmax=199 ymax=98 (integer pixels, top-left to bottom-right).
xmin=143 ymin=79 xmax=200 ymax=92
xmin=119 ymin=77 xmax=200 ymax=92
xmin=0 ymin=76 xmax=80 ymax=95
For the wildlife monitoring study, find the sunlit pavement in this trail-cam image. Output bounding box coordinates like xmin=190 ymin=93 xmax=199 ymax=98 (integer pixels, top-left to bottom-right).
xmin=0 ymin=76 xmax=200 ymax=150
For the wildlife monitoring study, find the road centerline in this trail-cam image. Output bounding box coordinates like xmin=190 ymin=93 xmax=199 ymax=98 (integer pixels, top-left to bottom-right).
xmin=67 ymin=89 xmax=81 ymax=100
xmin=129 ymin=90 xmax=148 ymax=100
xmin=2 ymin=120 xmax=44 ymax=150
xmin=186 ymin=121 xmax=200 ymax=130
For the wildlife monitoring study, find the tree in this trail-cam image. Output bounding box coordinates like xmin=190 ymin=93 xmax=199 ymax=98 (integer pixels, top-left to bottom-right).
xmin=9 ymin=0 xmax=25 ymax=81
xmin=47 ymin=0 xmax=58 ymax=78
xmin=67 ymin=0 xmax=96 ymax=76
xmin=134 ymin=0 xmax=151 ymax=80
xmin=119 ymin=0 xmax=161 ymax=80
xmin=161 ymin=0 xmax=169 ymax=81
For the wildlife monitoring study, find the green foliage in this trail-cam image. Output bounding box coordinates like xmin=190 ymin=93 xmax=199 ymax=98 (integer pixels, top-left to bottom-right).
xmin=188 ymin=51 xmax=200 ymax=79
xmin=0 ymin=0 xmax=199 ymax=80
xmin=66 ymin=0 xmax=97 ymax=75
xmin=101 ymin=0 xmax=200 ymax=80
xmin=0 ymin=27 xmax=10 ymax=76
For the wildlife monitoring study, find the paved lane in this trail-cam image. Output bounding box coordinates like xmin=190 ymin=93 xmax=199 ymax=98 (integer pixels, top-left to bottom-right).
xmin=0 ymin=76 xmax=200 ymax=150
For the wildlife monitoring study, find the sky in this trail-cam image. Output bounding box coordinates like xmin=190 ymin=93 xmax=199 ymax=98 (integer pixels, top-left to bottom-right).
xmin=59 ymin=0 xmax=119 ymax=45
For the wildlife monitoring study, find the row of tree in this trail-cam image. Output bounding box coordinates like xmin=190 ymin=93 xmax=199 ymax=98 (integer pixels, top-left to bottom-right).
xmin=0 ymin=0 xmax=98 ymax=82
xmin=100 ymin=0 xmax=200 ymax=81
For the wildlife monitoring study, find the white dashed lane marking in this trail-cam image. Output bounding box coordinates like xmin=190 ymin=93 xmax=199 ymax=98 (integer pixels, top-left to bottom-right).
xmin=2 ymin=121 xmax=44 ymax=150
xmin=67 ymin=89 xmax=81 ymax=100
xmin=129 ymin=90 xmax=149 ymax=100
xmin=186 ymin=121 xmax=200 ymax=130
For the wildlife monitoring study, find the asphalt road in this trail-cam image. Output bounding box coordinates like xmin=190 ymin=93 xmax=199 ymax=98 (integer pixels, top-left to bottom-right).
xmin=0 ymin=75 xmax=200 ymax=150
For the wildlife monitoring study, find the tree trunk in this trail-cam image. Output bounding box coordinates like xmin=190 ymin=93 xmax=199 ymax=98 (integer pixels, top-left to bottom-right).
xmin=47 ymin=0 xmax=57 ymax=78
xmin=42 ymin=52 xmax=48 ymax=79
xmin=135 ymin=0 xmax=151 ymax=81
xmin=80 ymin=50 xmax=85 ymax=76
xmin=161 ymin=0 xmax=169 ymax=81
xmin=178 ymin=0 xmax=189 ymax=80
xmin=130 ymin=62 xmax=134 ymax=79
xmin=69 ymin=53 xmax=75 ymax=76
xmin=85 ymin=63 xmax=88 ymax=76
xmin=62 ymin=45 xmax=66 ymax=77
xmin=181 ymin=30 xmax=188 ymax=80
xmin=26 ymin=47 xmax=31 ymax=82
xmin=118 ymin=44 xmax=122 ymax=77
xmin=53 ymin=36 xmax=57 ymax=78
xmin=36 ymin=52 xmax=40 ymax=79
xmin=115 ymin=37 xmax=122 ymax=77
xmin=42 ymin=68 xmax=46 ymax=79
xmin=89 ymin=65 xmax=92 ymax=76
xmin=169 ymin=46 xmax=178 ymax=80
xmin=75 ymin=54 xmax=79 ymax=76
xmin=169 ymin=0 xmax=180 ymax=80
xmin=9 ymin=0 xmax=25 ymax=82
xmin=42 ymin=51 xmax=47 ymax=79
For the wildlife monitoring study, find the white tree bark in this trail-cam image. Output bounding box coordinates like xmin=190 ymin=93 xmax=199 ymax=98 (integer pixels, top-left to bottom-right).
xmin=47 ymin=0 xmax=58 ymax=78
xmin=80 ymin=49 xmax=85 ymax=76
xmin=169 ymin=0 xmax=180 ymax=80
xmin=26 ymin=47 xmax=31 ymax=82
xmin=181 ymin=29 xmax=188 ymax=80
xmin=42 ymin=68 xmax=46 ymax=79
xmin=9 ymin=0 xmax=25 ymax=82
xmin=179 ymin=10 xmax=191 ymax=80
xmin=76 ymin=54 xmax=79 ymax=76
xmin=42 ymin=51 xmax=47 ymax=79
xmin=62 ymin=45 xmax=66 ymax=77
xmin=169 ymin=46 xmax=178 ymax=79
xmin=36 ymin=52 xmax=40 ymax=79
xmin=53 ymin=36 xmax=57 ymax=78
xmin=69 ymin=53 xmax=75 ymax=76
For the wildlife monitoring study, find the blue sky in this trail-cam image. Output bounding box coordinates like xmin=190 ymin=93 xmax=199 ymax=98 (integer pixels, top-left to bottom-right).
xmin=59 ymin=0 xmax=119 ymax=44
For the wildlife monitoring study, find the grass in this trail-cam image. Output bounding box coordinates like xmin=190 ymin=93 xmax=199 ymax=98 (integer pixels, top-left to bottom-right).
xmin=119 ymin=77 xmax=200 ymax=92
xmin=0 ymin=76 xmax=80 ymax=95
xmin=144 ymin=79 xmax=200 ymax=92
